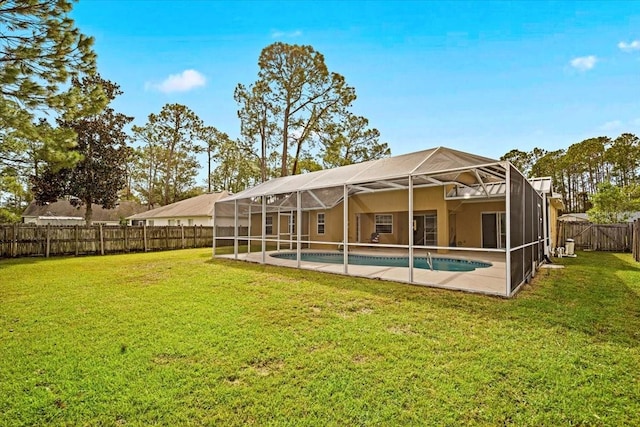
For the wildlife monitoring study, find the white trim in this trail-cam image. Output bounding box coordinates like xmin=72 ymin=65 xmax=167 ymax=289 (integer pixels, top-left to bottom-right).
xmin=375 ymin=213 xmax=394 ymax=234
xmin=316 ymin=212 xmax=326 ymax=235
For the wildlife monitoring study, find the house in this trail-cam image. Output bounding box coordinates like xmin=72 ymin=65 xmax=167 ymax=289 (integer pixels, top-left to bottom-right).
xmin=214 ymin=146 xmax=563 ymax=297
xmin=558 ymin=212 xmax=640 ymax=223
xmin=22 ymin=199 xmax=147 ymax=226
xmin=558 ymin=213 xmax=589 ymax=222
xmin=127 ymin=192 xmax=235 ymax=227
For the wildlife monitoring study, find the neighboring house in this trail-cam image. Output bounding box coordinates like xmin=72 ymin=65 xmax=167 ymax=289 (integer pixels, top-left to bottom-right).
xmin=558 ymin=213 xmax=589 ymax=222
xmin=127 ymin=192 xmax=236 ymax=227
xmin=214 ymin=146 xmax=564 ymax=297
xmin=22 ymin=199 xmax=147 ymax=226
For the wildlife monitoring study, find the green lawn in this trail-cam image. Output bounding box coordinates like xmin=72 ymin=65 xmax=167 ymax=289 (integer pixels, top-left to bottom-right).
xmin=1 ymin=249 xmax=639 ymax=426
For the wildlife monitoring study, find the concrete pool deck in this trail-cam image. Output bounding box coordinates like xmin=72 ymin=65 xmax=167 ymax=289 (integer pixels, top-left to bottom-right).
xmin=216 ymin=248 xmax=509 ymax=296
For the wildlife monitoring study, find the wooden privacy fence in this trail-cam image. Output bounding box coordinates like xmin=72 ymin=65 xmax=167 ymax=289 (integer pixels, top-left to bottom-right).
xmin=0 ymin=225 xmax=224 ymax=258
xmin=633 ymin=220 xmax=640 ymax=262
xmin=557 ymin=221 xmax=633 ymax=252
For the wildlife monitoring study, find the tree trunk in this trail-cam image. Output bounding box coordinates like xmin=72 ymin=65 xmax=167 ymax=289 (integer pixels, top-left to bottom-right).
xmin=85 ymin=202 xmax=93 ymax=226
xmin=281 ymin=104 xmax=291 ymax=177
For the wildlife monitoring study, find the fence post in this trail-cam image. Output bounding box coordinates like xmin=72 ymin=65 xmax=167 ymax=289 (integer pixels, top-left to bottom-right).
xmin=124 ymin=225 xmax=129 ymax=253
xmin=165 ymin=226 xmax=169 ymax=249
xmin=181 ymin=225 xmax=185 ymax=249
xmin=99 ymin=224 xmax=104 ymax=255
xmin=143 ymin=224 xmax=148 ymax=252
xmin=45 ymin=225 xmax=50 ymax=258
xmin=75 ymin=225 xmax=79 ymax=256
xmin=12 ymin=224 xmax=18 ymax=257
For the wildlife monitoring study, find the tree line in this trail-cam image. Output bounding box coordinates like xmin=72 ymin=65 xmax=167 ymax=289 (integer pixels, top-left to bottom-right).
xmin=0 ymin=1 xmax=390 ymax=224
xmin=501 ymin=133 xmax=640 ymax=222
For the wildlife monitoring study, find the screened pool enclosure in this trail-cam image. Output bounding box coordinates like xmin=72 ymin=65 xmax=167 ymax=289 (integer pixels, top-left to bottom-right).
xmin=214 ymin=147 xmax=560 ymax=297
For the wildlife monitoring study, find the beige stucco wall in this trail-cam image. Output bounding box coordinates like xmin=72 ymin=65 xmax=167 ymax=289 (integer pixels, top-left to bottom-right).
xmin=246 ymin=188 xmax=513 ymax=250
xmin=548 ymin=199 xmax=562 ymax=250
xmin=449 ymin=201 xmax=506 ymax=248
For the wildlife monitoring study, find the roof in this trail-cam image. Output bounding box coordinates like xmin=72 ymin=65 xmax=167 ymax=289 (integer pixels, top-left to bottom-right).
xmin=22 ymin=199 xmax=147 ymax=222
xmin=446 ymin=177 xmax=555 ymax=200
xmin=221 ymin=147 xmax=505 ymax=204
xmin=558 ymin=213 xmax=589 ymax=222
xmin=128 ymin=192 xmax=230 ymax=220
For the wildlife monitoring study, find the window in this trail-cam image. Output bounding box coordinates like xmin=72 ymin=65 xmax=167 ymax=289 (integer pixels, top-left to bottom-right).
xmin=148 ymin=220 xmax=154 ymax=226
xmin=288 ymin=215 xmax=295 ymax=234
xmin=168 ymin=219 xmax=175 ymax=226
xmin=176 ymin=219 xmax=181 ymax=226
xmin=425 ymin=213 xmax=437 ymax=245
xmin=265 ymin=215 xmax=273 ymax=235
xmin=375 ymin=214 xmax=393 ymax=234
xmin=317 ymin=213 xmax=325 ymax=235
xmin=188 ymin=219 xmax=194 ymax=226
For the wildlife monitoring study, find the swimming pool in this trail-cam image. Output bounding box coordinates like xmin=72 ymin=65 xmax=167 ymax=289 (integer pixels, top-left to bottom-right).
xmin=270 ymin=252 xmax=491 ymax=272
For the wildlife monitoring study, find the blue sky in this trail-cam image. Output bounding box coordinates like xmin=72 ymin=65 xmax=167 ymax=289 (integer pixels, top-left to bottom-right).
xmin=72 ymin=0 xmax=640 ymax=179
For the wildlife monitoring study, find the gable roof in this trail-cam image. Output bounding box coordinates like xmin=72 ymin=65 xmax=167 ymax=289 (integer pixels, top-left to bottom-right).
xmin=128 ymin=192 xmax=230 ymax=220
xmin=221 ymin=146 xmax=504 ymax=203
xmin=22 ymin=199 xmax=147 ymax=222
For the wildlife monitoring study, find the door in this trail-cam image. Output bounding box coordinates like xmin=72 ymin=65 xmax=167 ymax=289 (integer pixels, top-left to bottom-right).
xmin=482 ymin=212 xmax=506 ymax=248
xmin=413 ymin=215 xmax=425 ymax=245
xmin=413 ymin=213 xmax=437 ymax=246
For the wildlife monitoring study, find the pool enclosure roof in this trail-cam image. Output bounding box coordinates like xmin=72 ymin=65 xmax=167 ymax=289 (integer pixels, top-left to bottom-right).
xmin=220 ymin=147 xmax=509 ymax=207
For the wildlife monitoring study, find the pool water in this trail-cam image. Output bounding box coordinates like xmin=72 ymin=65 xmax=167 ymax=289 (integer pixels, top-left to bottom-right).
xmin=270 ymin=252 xmax=491 ymax=272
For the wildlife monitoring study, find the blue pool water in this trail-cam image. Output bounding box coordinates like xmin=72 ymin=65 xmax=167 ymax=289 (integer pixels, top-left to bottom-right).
xmin=270 ymin=252 xmax=491 ymax=272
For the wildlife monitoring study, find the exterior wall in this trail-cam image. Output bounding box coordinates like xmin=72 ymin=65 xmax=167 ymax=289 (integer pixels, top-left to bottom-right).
xmin=306 ymin=186 xmax=452 ymax=248
xmin=450 ymin=201 xmax=506 ymax=248
xmin=248 ymin=211 xmax=309 ymax=238
xmin=548 ymin=201 xmax=560 ymax=250
xmin=309 ymin=207 xmax=343 ymax=244
xmin=244 ymin=188 xmax=510 ymax=251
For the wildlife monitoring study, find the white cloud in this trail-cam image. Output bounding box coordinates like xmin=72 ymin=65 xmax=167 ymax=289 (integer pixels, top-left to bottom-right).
xmin=570 ymin=55 xmax=597 ymax=71
xmin=600 ymin=120 xmax=622 ymax=131
xmin=271 ymin=29 xmax=302 ymax=38
xmin=147 ymin=69 xmax=206 ymax=93
xmin=618 ymin=40 xmax=640 ymax=52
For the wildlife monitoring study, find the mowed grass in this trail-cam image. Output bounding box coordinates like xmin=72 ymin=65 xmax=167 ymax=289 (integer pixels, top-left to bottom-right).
xmin=1 ymin=249 xmax=639 ymax=426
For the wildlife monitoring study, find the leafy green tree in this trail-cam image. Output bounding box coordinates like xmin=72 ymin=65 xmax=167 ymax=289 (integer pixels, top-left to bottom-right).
xmin=320 ymin=113 xmax=390 ymax=168
xmin=587 ymin=182 xmax=640 ymax=223
xmin=131 ymin=104 xmax=202 ymax=205
xmin=0 ymin=0 xmax=105 ymax=173
xmin=211 ymin=136 xmax=259 ymax=193
xmin=501 ymin=149 xmax=532 ymax=176
xmin=606 ymin=133 xmax=639 ymax=187
xmin=31 ymin=75 xmax=132 ymax=225
xmin=237 ymin=42 xmax=356 ymax=177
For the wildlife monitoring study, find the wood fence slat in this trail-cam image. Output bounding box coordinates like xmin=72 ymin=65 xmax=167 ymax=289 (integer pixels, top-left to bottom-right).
xmin=0 ymin=225 xmax=222 ymax=259
xmin=559 ymin=220 xmax=634 ymax=252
